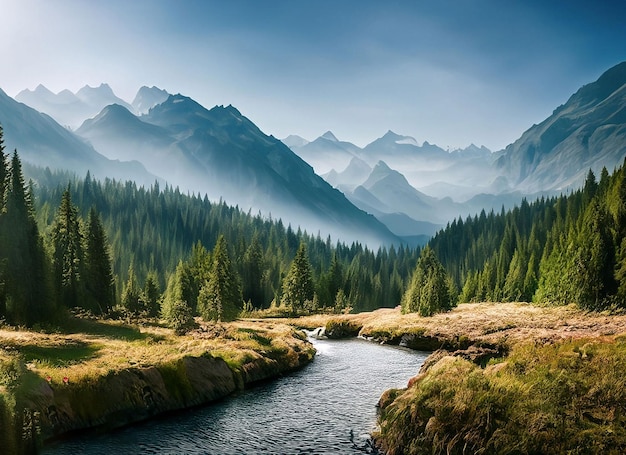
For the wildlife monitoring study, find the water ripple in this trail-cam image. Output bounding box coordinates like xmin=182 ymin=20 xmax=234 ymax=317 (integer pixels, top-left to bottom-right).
xmin=43 ymin=338 xmax=428 ymax=455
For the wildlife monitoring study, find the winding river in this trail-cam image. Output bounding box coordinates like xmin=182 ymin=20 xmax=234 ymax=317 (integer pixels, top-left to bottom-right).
xmin=43 ymin=337 xmax=429 ymax=454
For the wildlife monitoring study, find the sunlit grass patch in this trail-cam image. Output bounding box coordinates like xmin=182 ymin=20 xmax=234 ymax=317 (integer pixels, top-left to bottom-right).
xmin=376 ymin=336 xmax=626 ymax=455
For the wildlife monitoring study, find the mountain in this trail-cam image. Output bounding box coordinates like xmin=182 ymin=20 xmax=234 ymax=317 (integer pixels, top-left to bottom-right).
xmin=497 ymin=61 xmax=626 ymax=192
xmin=288 ymin=131 xmax=361 ymax=174
xmin=361 ymin=130 xmax=448 ymax=161
xmin=323 ymin=156 xmax=372 ymax=190
xmin=281 ymin=134 xmax=309 ymax=148
xmin=132 ymin=86 xmax=170 ymax=114
xmin=76 ymin=94 xmax=399 ymax=247
xmin=0 ymin=88 xmax=152 ymax=184
xmin=16 ymin=83 xmax=132 ymax=129
xmin=358 ymin=161 xmax=456 ymax=224
xmin=76 ymin=104 xmax=189 ymax=181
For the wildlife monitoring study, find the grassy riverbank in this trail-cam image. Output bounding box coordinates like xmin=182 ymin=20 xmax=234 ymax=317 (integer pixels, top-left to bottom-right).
xmin=0 ymin=317 xmax=315 ymax=453
xmin=277 ymin=302 xmax=626 ymax=454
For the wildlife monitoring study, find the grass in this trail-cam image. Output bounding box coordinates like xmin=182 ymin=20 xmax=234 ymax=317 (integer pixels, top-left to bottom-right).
xmin=375 ymin=334 xmax=626 ymax=455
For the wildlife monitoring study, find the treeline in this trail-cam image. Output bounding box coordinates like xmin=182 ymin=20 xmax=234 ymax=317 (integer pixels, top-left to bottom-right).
xmin=32 ymin=172 xmax=416 ymax=314
xmin=430 ymin=163 xmax=626 ymax=310
xmin=0 ymin=126 xmax=423 ymax=327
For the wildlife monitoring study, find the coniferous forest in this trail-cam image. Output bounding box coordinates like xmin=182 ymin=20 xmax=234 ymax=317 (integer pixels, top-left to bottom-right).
xmin=0 ymin=126 xmax=418 ymax=328
xmin=431 ymin=164 xmax=626 ymax=311
xmin=3 ymin=118 xmax=626 ymax=331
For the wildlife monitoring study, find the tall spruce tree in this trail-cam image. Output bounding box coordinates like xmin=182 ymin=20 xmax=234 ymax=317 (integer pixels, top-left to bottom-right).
xmin=84 ymin=207 xmax=115 ymax=314
xmin=281 ymin=242 xmax=315 ymax=314
xmin=4 ymin=152 xmax=51 ymax=325
xmin=242 ymin=233 xmax=265 ymax=308
xmin=0 ymin=126 xmax=7 ymax=320
xmin=402 ymin=246 xmax=454 ymax=316
xmin=51 ymin=186 xmax=86 ymax=310
xmin=198 ymin=235 xmax=242 ymax=322
xmin=120 ymin=263 xmax=142 ymax=314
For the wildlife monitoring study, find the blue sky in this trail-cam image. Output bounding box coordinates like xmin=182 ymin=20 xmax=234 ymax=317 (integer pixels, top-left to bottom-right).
xmin=1 ymin=0 xmax=625 ymax=150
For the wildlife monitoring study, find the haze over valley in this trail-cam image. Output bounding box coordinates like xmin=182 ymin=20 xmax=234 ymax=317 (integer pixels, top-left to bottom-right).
xmin=5 ymin=61 xmax=626 ymax=246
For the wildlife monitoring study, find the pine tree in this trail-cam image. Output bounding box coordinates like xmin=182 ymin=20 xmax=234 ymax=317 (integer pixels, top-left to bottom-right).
xmin=51 ymin=186 xmax=86 ymax=310
xmin=402 ymin=246 xmax=454 ymax=316
xmin=84 ymin=207 xmax=115 ymax=314
xmin=141 ymin=271 xmax=161 ymax=317
xmin=198 ymin=235 xmax=242 ymax=322
xmin=120 ymin=263 xmax=142 ymax=314
xmin=0 ymin=126 xmax=7 ymax=319
xmin=572 ymin=200 xmax=616 ymax=309
xmin=281 ymin=242 xmax=315 ymax=314
xmin=2 ymin=152 xmax=52 ymax=325
xmin=161 ymin=261 xmax=191 ymax=322
xmin=242 ymin=233 xmax=265 ymax=308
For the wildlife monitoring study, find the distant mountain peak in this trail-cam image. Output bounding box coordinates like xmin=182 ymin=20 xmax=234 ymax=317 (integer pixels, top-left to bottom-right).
xmin=374 ymin=160 xmax=392 ymax=171
xmin=382 ymin=130 xmax=402 ymax=139
xmin=321 ymin=131 xmax=338 ymax=142
xmin=78 ymin=83 xmax=115 ymax=96
xmin=34 ymin=84 xmax=53 ymax=94
xmin=282 ymin=134 xmax=309 ymax=148
xmin=132 ymin=86 xmax=169 ymax=114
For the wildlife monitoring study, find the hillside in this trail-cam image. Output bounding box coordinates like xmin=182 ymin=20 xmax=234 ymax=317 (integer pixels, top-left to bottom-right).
xmin=0 ymin=88 xmax=153 ymax=185
xmin=77 ymin=94 xmax=399 ymax=247
xmin=497 ymin=61 xmax=626 ymax=192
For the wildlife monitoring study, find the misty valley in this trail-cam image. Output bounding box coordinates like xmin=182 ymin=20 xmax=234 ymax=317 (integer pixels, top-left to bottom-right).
xmin=1 ymin=57 xmax=626 ymax=455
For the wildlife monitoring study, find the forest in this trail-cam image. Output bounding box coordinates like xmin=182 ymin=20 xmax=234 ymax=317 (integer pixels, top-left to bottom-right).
xmin=431 ymin=163 xmax=626 ymax=311
xmin=2 ymin=118 xmax=626 ymax=331
xmin=0 ymin=126 xmax=418 ymax=328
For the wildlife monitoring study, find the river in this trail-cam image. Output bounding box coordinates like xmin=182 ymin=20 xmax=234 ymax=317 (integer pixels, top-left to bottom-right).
xmin=43 ymin=337 xmax=429 ymax=454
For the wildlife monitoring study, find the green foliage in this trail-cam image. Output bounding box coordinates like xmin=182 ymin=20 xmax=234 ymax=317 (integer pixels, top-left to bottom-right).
xmin=141 ymin=271 xmax=161 ymax=317
xmin=84 ymin=206 xmax=115 ymax=313
xmin=167 ymin=300 xmax=195 ymax=335
xmin=120 ymin=263 xmax=142 ymax=314
xmin=432 ymin=163 xmax=626 ymax=312
xmin=197 ymin=235 xmax=242 ymax=322
xmin=402 ymin=246 xmax=455 ymax=316
xmin=0 ymin=147 xmax=54 ymax=326
xmin=30 ymin=169 xmax=420 ymax=317
xmin=281 ymin=243 xmax=315 ymax=314
xmin=51 ymin=186 xmax=86 ymax=310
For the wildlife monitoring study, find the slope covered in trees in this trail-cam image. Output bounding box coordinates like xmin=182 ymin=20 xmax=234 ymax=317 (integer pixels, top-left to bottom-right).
xmin=0 ymin=123 xmax=420 ymax=328
xmin=430 ymin=162 xmax=626 ymax=310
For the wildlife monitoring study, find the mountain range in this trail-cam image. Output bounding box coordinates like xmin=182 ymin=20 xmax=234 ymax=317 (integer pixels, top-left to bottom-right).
xmin=6 ymin=60 xmax=626 ymax=247
xmin=4 ymin=85 xmax=398 ymax=247
xmin=0 ymin=88 xmax=152 ymax=185
xmin=285 ymin=62 xmax=626 ymax=239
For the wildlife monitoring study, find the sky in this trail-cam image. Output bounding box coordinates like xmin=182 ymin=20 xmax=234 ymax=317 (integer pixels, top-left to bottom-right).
xmin=1 ymin=0 xmax=625 ymax=151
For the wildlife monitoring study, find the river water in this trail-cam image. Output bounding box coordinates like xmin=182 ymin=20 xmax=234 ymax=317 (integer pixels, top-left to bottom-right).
xmin=43 ymin=337 xmax=429 ymax=455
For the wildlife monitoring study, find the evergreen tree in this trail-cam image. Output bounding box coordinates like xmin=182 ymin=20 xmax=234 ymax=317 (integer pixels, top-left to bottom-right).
xmin=242 ymin=233 xmax=265 ymax=308
xmin=281 ymin=242 xmax=315 ymax=314
xmin=572 ymin=200 xmax=616 ymax=309
xmin=3 ymin=152 xmax=52 ymax=325
xmin=402 ymin=246 xmax=454 ymax=316
xmin=161 ymin=261 xmax=192 ymax=322
xmin=0 ymin=126 xmax=7 ymax=319
xmin=141 ymin=271 xmax=161 ymax=317
xmin=120 ymin=263 xmax=142 ymax=314
xmin=84 ymin=207 xmax=115 ymax=313
xmin=198 ymin=235 xmax=242 ymax=322
xmin=51 ymin=186 xmax=86 ymax=310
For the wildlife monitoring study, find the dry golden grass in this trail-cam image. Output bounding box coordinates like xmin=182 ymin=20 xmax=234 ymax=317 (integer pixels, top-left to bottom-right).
xmin=0 ymin=317 xmax=311 ymax=386
xmin=272 ymin=302 xmax=626 ymax=346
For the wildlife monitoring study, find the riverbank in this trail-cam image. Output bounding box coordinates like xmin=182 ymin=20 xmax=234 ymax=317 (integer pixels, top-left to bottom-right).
xmin=0 ymin=317 xmax=315 ymax=453
xmin=276 ymin=302 xmax=626 ymax=454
